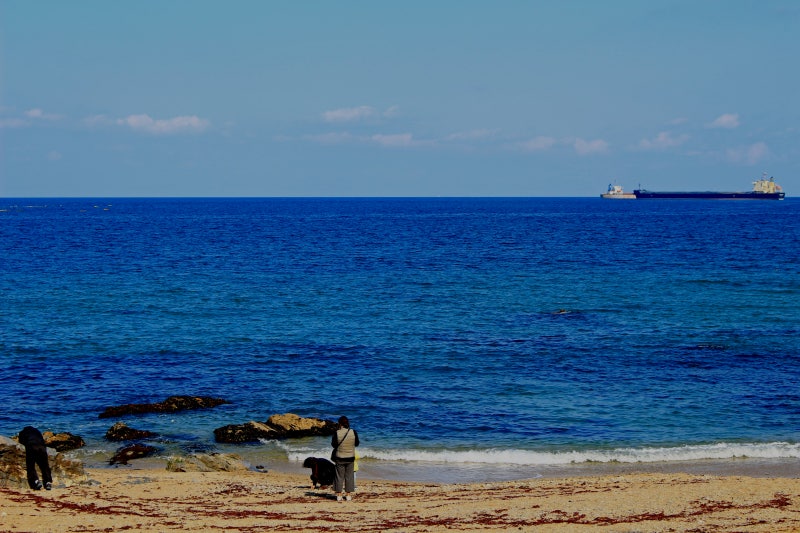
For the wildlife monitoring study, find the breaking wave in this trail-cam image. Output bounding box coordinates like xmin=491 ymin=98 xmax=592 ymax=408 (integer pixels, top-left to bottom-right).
xmin=277 ymin=441 xmax=800 ymax=466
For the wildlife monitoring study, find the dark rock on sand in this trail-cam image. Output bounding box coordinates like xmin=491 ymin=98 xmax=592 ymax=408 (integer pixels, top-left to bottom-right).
xmin=214 ymin=413 xmax=337 ymax=444
xmin=0 ymin=436 xmax=88 ymax=489
xmin=99 ymin=395 xmax=229 ymax=418
xmin=105 ymin=422 xmax=158 ymax=442
xmin=109 ymin=443 xmax=158 ymax=465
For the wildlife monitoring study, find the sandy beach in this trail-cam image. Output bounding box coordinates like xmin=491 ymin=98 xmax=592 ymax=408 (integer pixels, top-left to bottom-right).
xmin=1 ymin=467 xmax=799 ymax=532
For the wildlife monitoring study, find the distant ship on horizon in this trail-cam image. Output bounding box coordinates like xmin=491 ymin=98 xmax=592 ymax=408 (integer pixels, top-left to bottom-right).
xmin=600 ymin=183 xmax=636 ymax=199
xmin=633 ymin=173 xmax=785 ymax=200
xmin=602 ymin=173 xmax=785 ymax=200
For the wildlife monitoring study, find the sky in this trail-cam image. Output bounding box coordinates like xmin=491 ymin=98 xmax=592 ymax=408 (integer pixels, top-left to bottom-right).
xmin=1 ymin=0 xmax=798 ymax=197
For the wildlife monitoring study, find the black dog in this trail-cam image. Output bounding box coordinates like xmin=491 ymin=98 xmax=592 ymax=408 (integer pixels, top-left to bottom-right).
xmin=302 ymin=457 xmax=335 ymax=489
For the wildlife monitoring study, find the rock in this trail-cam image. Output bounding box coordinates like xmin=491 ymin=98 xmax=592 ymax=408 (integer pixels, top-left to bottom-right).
xmin=213 ymin=421 xmax=277 ymax=444
xmin=99 ymin=396 xmax=230 ymax=419
xmin=266 ymin=413 xmax=335 ymax=435
xmin=213 ymin=413 xmax=337 ymax=444
xmin=166 ymin=453 xmax=249 ymax=472
xmin=109 ymin=443 xmax=158 ymax=465
xmin=42 ymin=431 xmax=86 ymax=452
xmin=0 ymin=440 xmax=88 ymax=489
xmin=105 ymin=422 xmax=158 ymax=442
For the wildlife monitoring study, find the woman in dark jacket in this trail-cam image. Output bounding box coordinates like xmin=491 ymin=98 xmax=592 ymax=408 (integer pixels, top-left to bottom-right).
xmin=330 ymin=416 xmax=359 ymax=501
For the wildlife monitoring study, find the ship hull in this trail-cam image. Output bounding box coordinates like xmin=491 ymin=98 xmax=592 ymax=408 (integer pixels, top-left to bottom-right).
xmin=600 ymin=193 xmax=636 ymax=199
xmin=633 ymin=190 xmax=785 ymax=200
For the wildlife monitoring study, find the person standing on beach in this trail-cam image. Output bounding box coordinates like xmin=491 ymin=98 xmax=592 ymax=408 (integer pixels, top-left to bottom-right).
xmin=331 ymin=416 xmax=359 ymax=502
xmin=18 ymin=426 xmax=53 ymax=490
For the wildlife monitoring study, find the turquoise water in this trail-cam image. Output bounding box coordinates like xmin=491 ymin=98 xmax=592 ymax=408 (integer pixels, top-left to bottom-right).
xmin=2 ymin=197 xmax=799 ymax=481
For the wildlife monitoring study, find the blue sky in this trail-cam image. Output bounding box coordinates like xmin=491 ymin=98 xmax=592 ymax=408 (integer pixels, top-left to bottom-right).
xmin=1 ymin=1 xmax=797 ymax=197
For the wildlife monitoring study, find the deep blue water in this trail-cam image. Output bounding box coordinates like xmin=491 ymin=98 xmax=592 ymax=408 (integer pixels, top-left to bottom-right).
xmin=2 ymin=197 xmax=799 ymax=479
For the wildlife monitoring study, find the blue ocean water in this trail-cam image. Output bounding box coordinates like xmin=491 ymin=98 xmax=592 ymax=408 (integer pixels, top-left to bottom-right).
xmin=2 ymin=197 xmax=799 ymax=481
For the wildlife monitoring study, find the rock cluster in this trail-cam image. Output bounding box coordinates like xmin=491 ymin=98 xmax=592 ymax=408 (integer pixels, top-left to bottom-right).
xmin=214 ymin=413 xmax=337 ymax=443
xmin=0 ymin=436 xmax=88 ymax=489
xmin=2 ymin=408 xmax=336 ymax=476
xmin=99 ymin=395 xmax=229 ymax=418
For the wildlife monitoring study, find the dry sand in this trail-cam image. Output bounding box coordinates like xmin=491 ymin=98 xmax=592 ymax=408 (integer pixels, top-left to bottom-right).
xmin=1 ymin=468 xmax=799 ymax=532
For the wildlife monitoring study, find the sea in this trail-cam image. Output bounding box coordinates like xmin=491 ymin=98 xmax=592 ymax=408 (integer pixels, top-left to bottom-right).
xmin=2 ymin=197 xmax=799 ymax=483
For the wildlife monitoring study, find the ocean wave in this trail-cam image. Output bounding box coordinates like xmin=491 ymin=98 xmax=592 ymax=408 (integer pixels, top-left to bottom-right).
xmin=276 ymin=441 xmax=800 ymax=466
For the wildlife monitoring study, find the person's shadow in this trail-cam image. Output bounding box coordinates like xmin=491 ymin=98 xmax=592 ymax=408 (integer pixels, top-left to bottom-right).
xmin=299 ymin=483 xmax=336 ymax=499
xmin=304 ymin=489 xmax=338 ymax=500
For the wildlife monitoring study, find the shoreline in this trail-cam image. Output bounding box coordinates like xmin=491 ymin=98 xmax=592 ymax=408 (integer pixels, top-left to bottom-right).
xmin=2 ymin=466 xmax=800 ymax=532
xmin=79 ymin=452 xmax=800 ymax=484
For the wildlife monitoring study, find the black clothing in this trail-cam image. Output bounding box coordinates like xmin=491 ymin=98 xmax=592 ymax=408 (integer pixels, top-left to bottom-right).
xmin=302 ymin=457 xmax=335 ymax=488
xmin=19 ymin=426 xmax=52 ymax=490
xmin=18 ymin=426 xmax=46 ymax=447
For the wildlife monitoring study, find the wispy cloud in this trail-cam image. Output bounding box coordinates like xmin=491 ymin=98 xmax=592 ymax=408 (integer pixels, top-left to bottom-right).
xmin=445 ymin=129 xmax=498 ymax=142
xmin=0 ymin=117 xmax=29 ymax=128
xmin=299 ymin=131 xmax=420 ymax=147
xmin=518 ymin=136 xmax=557 ymax=152
xmin=323 ymin=106 xmax=376 ymax=122
xmin=116 ymin=114 xmax=210 ymax=135
xmin=304 ymin=132 xmax=356 ymax=144
xmin=25 ymin=108 xmax=63 ymax=120
xmin=726 ymin=142 xmax=769 ymax=165
xmin=371 ymin=133 xmax=416 ymax=147
xmin=638 ymin=131 xmax=690 ymax=150
xmin=574 ymin=138 xmax=609 ymax=155
xmin=0 ymin=107 xmax=62 ymax=128
xmin=322 ymin=105 xmax=398 ymax=123
xmin=708 ymin=113 xmax=740 ymax=129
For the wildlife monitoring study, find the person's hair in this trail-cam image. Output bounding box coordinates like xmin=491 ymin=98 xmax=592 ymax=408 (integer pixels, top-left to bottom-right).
xmin=338 ymin=416 xmax=350 ymax=428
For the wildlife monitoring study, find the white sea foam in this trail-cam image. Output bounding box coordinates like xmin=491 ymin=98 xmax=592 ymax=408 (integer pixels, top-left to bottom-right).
xmin=276 ymin=441 xmax=800 ymax=466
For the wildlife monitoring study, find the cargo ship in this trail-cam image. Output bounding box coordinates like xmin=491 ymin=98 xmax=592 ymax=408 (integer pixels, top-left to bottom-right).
xmin=600 ymin=184 xmax=636 ymax=199
xmin=633 ymin=174 xmax=785 ymax=200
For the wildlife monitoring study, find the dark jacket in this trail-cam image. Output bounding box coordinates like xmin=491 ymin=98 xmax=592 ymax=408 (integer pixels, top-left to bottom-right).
xmin=18 ymin=426 xmax=46 ymax=447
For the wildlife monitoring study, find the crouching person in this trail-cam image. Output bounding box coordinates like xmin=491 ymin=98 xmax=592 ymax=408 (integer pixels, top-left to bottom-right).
xmin=302 ymin=457 xmax=336 ymax=489
xmin=18 ymin=426 xmax=52 ymax=491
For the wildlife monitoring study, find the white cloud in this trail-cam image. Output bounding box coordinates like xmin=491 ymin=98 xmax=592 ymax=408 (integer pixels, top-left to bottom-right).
xmin=0 ymin=107 xmax=62 ymax=128
xmin=519 ymin=136 xmax=557 ymax=152
xmin=574 ymin=138 xmax=609 ymax=155
xmin=709 ymin=113 xmax=740 ymax=129
xmin=371 ymin=133 xmax=415 ymax=147
xmin=726 ymin=142 xmax=769 ymax=165
xmin=638 ymin=131 xmax=690 ymax=150
xmin=298 ymin=131 xmax=418 ymax=147
xmin=25 ymin=108 xmax=62 ymax=120
xmin=322 ymin=105 xmax=398 ymax=122
xmin=323 ymin=106 xmax=376 ymax=122
xmin=116 ymin=114 xmax=210 ymax=135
